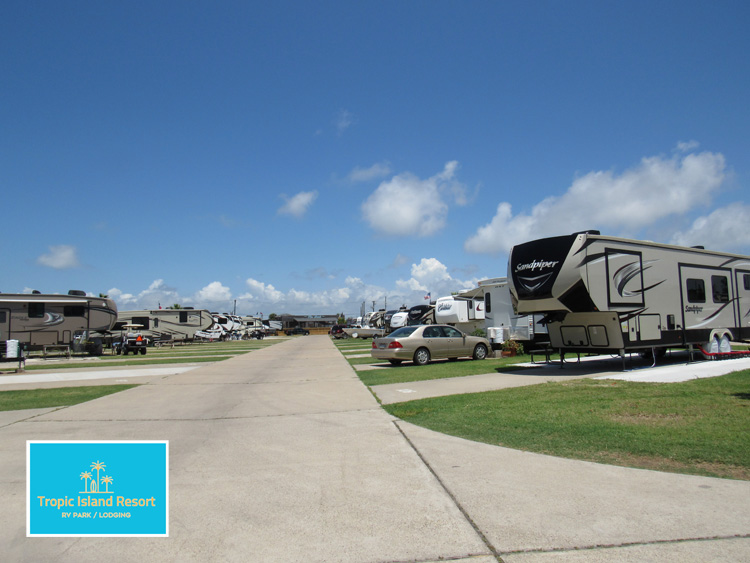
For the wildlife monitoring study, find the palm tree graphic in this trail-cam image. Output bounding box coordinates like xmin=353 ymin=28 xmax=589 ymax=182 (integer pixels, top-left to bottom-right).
xmin=101 ymin=475 xmax=113 ymax=492
xmin=80 ymin=471 xmax=92 ymax=493
xmin=90 ymin=460 xmax=106 ymax=493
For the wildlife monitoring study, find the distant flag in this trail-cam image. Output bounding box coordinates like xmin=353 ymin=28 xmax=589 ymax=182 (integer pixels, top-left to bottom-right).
xmin=159 ymin=303 xmax=162 ymax=309
xmin=424 ymin=292 xmax=431 ymax=301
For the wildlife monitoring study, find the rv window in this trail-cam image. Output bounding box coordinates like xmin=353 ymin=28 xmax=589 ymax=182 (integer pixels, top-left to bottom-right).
xmin=686 ymin=279 xmax=705 ymax=303
xmin=154 ymin=318 xmax=159 ymax=328
xmin=711 ymin=276 xmax=729 ymax=303
xmin=484 ymin=293 xmax=491 ymax=313
xmin=0 ymin=312 xmax=6 ymax=323
xmin=133 ymin=317 xmax=150 ymax=330
xmin=64 ymin=306 xmax=85 ymax=317
xmin=744 ymin=274 xmax=750 ymax=291
xmin=28 ymin=302 xmax=45 ymax=318
xmin=180 ymin=311 xmax=188 ymax=323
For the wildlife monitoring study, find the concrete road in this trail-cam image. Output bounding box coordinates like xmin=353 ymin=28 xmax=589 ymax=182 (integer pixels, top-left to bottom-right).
xmin=1 ymin=336 xmax=749 ymax=562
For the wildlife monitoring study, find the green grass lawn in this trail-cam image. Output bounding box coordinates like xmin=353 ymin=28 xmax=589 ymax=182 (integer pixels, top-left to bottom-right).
xmin=385 ymin=370 xmax=750 ymax=480
xmin=0 ymin=385 xmax=138 ymax=412
xmin=356 ymin=357 xmax=530 ymax=386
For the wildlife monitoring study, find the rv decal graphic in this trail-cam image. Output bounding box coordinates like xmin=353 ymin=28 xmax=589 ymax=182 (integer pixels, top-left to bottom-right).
xmin=43 ymin=313 xmax=64 ymax=327
xmin=515 ymin=259 xmax=559 ymax=273
xmin=685 ymin=300 xmax=735 ymax=329
xmin=618 ymin=308 xmax=647 ymax=323
xmin=612 ymin=260 xmax=661 ymax=298
xmin=27 ymin=312 xmax=65 ymax=332
xmin=576 ymin=252 xmax=607 ymax=269
xmin=516 ymin=272 xmax=555 ymax=293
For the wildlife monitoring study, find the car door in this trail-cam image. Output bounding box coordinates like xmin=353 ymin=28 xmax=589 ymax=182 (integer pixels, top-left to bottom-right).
xmin=442 ymin=326 xmax=467 ymax=356
xmin=422 ymin=325 xmax=445 ymax=358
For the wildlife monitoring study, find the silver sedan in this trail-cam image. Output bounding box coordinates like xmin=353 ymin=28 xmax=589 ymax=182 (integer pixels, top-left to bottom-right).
xmin=371 ymin=324 xmax=490 ymax=366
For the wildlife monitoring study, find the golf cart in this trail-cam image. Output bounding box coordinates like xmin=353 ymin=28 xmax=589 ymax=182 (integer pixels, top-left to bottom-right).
xmin=114 ymin=323 xmax=148 ymax=355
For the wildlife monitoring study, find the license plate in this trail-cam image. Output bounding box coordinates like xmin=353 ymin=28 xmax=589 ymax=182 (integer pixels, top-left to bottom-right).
xmin=379 ymin=343 xmax=386 ymax=349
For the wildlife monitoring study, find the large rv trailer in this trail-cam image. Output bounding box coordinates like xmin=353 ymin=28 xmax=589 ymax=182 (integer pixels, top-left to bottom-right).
xmin=407 ymin=304 xmax=435 ymax=326
xmin=434 ymin=294 xmax=485 ymax=334
xmin=478 ymin=278 xmax=549 ymax=350
xmin=114 ymin=308 xmax=213 ymax=342
xmin=508 ymin=231 xmax=750 ymax=355
xmin=0 ymin=290 xmax=117 ymax=355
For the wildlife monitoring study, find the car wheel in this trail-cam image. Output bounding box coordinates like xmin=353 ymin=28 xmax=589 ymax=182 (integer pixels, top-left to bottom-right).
xmin=413 ymin=347 xmax=431 ymax=366
xmin=140 ymin=348 xmax=147 ymax=355
xmin=388 ymin=359 xmax=402 ymax=366
xmin=473 ymin=343 xmax=488 ymax=360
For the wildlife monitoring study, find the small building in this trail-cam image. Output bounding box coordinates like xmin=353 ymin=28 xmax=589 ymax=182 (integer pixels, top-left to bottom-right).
xmin=279 ymin=314 xmax=338 ymax=333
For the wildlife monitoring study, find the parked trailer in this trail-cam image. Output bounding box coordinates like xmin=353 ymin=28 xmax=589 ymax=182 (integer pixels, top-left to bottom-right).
xmin=0 ymin=290 xmax=117 ymax=355
xmin=508 ymin=231 xmax=750 ymax=357
xmin=434 ymin=294 xmax=485 ymax=335
xmin=477 ymin=278 xmax=549 ymax=351
xmin=407 ymin=304 xmax=435 ymax=326
xmin=114 ymin=308 xmax=214 ymax=343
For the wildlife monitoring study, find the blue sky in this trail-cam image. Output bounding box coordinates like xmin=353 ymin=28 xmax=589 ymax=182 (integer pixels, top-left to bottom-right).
xmin=3 ymin=1 xmax=749 ymax=317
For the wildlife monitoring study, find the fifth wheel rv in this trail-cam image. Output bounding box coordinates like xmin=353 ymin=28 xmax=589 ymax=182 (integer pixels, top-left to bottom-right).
xmin=114 ymin=308 xmax=214 ymax=343
xmin=0 ymin=290 xmax=117 ymax=355
xmin=508 ymin=231 xmax=750 ymax=356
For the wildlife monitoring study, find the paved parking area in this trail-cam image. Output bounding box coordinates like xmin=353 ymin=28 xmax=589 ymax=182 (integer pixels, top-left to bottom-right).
xmin=1 ymin=336 xmax=749 ymax=562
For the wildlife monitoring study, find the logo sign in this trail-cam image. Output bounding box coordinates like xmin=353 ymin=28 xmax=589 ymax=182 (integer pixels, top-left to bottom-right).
xmin=27 ymin=441 xmax=168 ymax=537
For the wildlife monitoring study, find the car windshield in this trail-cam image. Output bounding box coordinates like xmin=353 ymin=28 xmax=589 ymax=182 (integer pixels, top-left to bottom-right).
xmin=388 ymin=326 xmax=419 ymax=338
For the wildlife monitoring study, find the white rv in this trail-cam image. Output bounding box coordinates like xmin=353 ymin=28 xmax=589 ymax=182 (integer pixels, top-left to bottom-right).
xmin=434 ymin=294 xmax=485 ymax=334
xmin=114 ymin=308 xmax=213 ymax=343
xmin=478 ymin=278 xmax=549 ymax=350
xmin=196 ymin=313 xmax=237 ymax=341
xmin=388 ymin=310 xmax=409 ymax=331
xmin=508 ymin=231 xmax=750 ymax=357
xmin=0 ymin=290 xmax=117 ymax=355
xmin=343 ymin=310 xmax=386 ymax=338
xmin=239 ymin=315 xmax=265 ymax=338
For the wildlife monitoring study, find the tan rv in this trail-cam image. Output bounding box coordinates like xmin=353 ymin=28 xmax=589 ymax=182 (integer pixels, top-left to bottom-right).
xmin=0 ymin=290 xmax=117 ymax=355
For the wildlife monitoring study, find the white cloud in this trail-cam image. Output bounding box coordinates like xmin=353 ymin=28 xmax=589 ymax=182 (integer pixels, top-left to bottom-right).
xmin=36 ymin=245 xmax=80 ymax=269
xmin=194 ymin=281 xmax=232 ymax=303
xmin=105 ymin=257 xmax=484 ymax=319
xmin=361 ymin=161 xmax=467 ymax=237
xmin=465 ymin=148 xmax=727 ymax=254
xmin=240 ymin=278 xmax=284 ymax=302
xmin=336 ymin=109 xmax=355 ymax=135
xmin=676 ymin=140 xmax=700 ymax=153
xmin=278 ymin=190 xmax=318 ymax=218
xmin=347 ymin=162 xmax=392 ymax=183
xmin=396 ymin=258 xmax=477 ymax=296
xmin=107 ymin=287 xmax=137 ymax=306
xmin=670 ymin=203 xmax=750 ymax=252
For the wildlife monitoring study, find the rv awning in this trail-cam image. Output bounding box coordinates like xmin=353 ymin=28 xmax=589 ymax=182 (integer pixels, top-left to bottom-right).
xmin=0 ymin=298 xmax=91 ymax=304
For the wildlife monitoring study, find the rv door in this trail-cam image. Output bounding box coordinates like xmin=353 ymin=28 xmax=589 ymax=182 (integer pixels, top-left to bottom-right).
xmin=0 ymin=308 xmax=8 ymax=341
xmin=679 ymin=264 xmax=735 ymax=338
xmin=735 ymin=270 xmax=750 ymax=340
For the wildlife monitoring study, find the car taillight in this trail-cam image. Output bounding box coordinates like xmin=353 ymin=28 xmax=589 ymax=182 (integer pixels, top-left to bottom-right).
xmin=372 ymin=341 xmax=378 ymax=348
xmin=388 ymin=342 xmax=403 ymax=349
